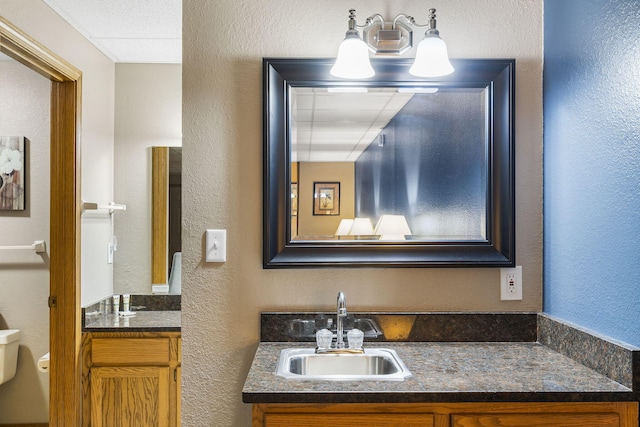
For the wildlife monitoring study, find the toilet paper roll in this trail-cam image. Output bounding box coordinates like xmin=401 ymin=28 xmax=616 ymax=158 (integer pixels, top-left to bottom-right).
xmin=37 ymin=352 xmax=50 ymax=373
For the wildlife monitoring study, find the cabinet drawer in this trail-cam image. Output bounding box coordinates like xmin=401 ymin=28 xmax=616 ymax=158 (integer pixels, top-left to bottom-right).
xmin=92 ymin=338 xmax=171 ymax=365
xmin=264 ymin=413 xmax=434 ymax=427
xmin=452 ymin=413 xmax=621 ymax=427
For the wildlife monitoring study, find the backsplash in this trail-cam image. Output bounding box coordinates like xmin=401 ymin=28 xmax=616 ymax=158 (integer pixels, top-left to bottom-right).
xmin=260 ymin=312 xmax=538 ymax=343
xmin=538 ymin=313 xmax=640 ymax=391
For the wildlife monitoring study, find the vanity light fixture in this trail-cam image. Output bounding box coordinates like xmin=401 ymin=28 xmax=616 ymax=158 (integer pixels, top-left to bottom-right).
xmin=330 ymin=9 xmax=375 ymax=79
xmin=327 ymin=87 xmax=368 ymax=93
xmin=397 ymin=87 xmax=439 ymax=94
xmin=331 ymin=8 xmax=454 ymax=79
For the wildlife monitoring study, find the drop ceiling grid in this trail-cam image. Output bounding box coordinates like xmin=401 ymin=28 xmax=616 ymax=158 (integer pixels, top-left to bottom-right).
xmin=292 ymin=89 xmax=413 ymax=162
xmin=42 ymin=0 xmax=181 ymax=63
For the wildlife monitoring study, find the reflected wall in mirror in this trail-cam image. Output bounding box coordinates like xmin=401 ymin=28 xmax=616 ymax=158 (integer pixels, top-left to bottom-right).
xmin=264 ymin=58 xmax=515 ymax=268
xmin=152 ymin=146 xmax=182 ymax=289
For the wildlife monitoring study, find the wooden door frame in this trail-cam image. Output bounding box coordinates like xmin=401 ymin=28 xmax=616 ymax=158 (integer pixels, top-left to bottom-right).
xmin=0 ymin=17 xmax=82 ymax=426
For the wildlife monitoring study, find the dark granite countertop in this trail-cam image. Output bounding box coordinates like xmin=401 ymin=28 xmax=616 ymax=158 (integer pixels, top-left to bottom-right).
xmin=83 ymin=311 xmax=181 ymax=332
xmin=243 ymin=312 xmax=640 ymax=404
xmin=242 ymin=342 xmax=633 ymax=404
xmin=82 ymin=294 xmax=181 ymax=332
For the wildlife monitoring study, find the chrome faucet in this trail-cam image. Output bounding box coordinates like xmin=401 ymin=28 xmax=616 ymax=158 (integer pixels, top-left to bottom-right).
xmin=314 ymin=291 xmax=363 ymax=354
xmin=336 ymin=291 xmax=347 ymax=348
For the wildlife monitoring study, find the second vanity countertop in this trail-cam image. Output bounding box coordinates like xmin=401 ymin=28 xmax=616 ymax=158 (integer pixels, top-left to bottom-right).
xmin=83 ymin=311 xmax=181 ymax=332
xmin=242 ymin=341 xmax=633 ymax=404
xmin=82 ymin=294 xmax=181 ymax=332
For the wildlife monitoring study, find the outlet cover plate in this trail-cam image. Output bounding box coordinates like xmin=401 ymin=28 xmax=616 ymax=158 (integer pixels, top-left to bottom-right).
xmin=500 ymin=266 xmax=522 ymax=300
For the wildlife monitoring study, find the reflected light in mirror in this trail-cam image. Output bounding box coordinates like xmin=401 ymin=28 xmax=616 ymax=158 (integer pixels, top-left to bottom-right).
xmin=374 ymin=215 xmax=412 ymax=240
xmin=349 ymin=217 xmax=374 ymax=238
xmin=335 ymin=219 xmax=354 ymax=239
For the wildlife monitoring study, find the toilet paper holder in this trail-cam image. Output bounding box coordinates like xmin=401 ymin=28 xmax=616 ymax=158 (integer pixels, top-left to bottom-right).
xmin=38 ymin=352 xmax=49 ymax=373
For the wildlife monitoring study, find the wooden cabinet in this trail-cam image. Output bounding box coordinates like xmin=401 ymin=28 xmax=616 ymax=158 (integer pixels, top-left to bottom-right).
xmin=83 ymin=332 xmax=181 ymax=427
xmin=253 ymin=402 xmax=638 ymax=427
xmin=91 ymin=366 xmax=171 ymax=426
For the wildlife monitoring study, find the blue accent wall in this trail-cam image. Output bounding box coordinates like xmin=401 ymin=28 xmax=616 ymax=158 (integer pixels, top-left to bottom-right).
xmin=544 ymin=0 xmax=640 ymax=346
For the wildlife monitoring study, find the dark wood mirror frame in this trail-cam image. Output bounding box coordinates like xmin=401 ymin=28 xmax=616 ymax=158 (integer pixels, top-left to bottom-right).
xmin=263 ymin=57 xmax=515 ymax=268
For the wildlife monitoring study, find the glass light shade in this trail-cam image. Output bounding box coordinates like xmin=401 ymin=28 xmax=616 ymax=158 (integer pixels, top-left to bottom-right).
xmin=330 ymin=36 xmax=375 ymax=79
xmin=409 ymin=35 xmax=454 ymax=78
xmin=349 ymin=217 xmax=375 ymax=236
xmin=335 ymin=219 xmax=355 ymax=236
xmin=374 ymin=215 xmax=412 ymax=240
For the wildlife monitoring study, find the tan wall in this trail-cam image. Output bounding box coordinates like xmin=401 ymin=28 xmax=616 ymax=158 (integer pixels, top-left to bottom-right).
xmin=113 ymin=63 xmax=182 ymax=295
xmin=182 ymin=1 xmax=543 ymax=425
xmin=297 ymin=162 xmax=354 ymax=237
xmin=0 ymin=58 xmax=50 ymax=425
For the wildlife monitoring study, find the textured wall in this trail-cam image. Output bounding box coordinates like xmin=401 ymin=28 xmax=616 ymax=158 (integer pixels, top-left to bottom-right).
xmin=113 ymin=63 xmax=182 ymax=295
xmin=182 ymin=0 xmax=542 ymax=425
xmin=544 ymin=0 xmax=640 ymax=346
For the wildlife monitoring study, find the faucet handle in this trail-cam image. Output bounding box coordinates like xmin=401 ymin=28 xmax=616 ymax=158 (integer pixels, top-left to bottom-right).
xmin=347 ymin=328 xmax=364 ymax=350
xmin=315 ymin=329 xmax=333 ymax=349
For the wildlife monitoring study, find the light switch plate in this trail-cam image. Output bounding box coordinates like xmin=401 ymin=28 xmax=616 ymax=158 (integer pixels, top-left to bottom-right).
xmin=206 ymin=229 xmax=227 ymax=262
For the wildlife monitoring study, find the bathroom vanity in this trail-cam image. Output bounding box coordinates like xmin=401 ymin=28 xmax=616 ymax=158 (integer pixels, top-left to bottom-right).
xmin=81 ymin=295 xmax=181 ymax=427
xmin=243 ymin=313 xmax=640 ymax=427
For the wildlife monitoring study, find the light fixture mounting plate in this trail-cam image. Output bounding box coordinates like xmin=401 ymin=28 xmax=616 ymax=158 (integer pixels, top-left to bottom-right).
xmin=363 ymin=20 xmax=413 ymax=55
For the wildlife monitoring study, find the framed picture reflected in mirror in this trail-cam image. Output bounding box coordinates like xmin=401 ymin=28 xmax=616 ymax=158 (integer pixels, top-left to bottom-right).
xmin=313 ymin=182 xmax=340 ymax=216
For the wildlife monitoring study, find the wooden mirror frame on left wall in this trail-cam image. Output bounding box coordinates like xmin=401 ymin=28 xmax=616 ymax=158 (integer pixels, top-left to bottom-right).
xmin=152 ymin=146 xmax=169 ymax=285
xmin=0 ymin=17 xmax=82 ymax=426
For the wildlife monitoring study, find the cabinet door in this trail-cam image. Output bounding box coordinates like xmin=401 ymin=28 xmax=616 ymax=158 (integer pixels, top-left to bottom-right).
xmin=91 ymin=366 xmax=171 ymax=427
xmin=451 ymin=413 xmax=621 ymax=427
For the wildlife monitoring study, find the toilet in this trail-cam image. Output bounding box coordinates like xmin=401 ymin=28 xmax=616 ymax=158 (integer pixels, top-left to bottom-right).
xmin=0 ymin=329 xmax=20 ymax=385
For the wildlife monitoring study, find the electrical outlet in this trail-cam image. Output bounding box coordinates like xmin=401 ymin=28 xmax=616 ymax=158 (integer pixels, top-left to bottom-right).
xmin=500 ymin=266 xmax=522 ymax=300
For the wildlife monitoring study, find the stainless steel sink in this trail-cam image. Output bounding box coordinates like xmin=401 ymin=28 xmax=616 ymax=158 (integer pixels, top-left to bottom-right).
xmin=276 ymin=348 xmax=411 ymax=381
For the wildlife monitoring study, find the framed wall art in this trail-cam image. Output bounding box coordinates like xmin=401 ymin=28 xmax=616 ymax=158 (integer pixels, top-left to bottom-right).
xmin=313 ymin=182 xmax=340 ymax=216
xmin=0 ymin=136 xmax=25 ymax=211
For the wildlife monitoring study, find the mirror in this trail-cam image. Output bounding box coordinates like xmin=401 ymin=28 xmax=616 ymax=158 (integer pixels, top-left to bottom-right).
xmin=264 ymin=58 xmax=515 ymax=267
xmin=152 ymin=146 xmax=182 ymax=288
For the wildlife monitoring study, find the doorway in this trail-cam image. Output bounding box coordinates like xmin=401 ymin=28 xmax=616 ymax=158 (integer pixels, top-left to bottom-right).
xmin=0 ymin=16 xmax=82 ymax=426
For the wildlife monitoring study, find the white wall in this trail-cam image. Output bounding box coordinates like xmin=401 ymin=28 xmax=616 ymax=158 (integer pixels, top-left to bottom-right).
xmin=182 ymin=0 xmax=543 ymax=425
xmin=113 ymin=63 xmax=182 ymax=295
xmin=0 ymin=0 xmax=115 ymax=421
xmin=0 ymin=59 xmax=50 ymax=425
